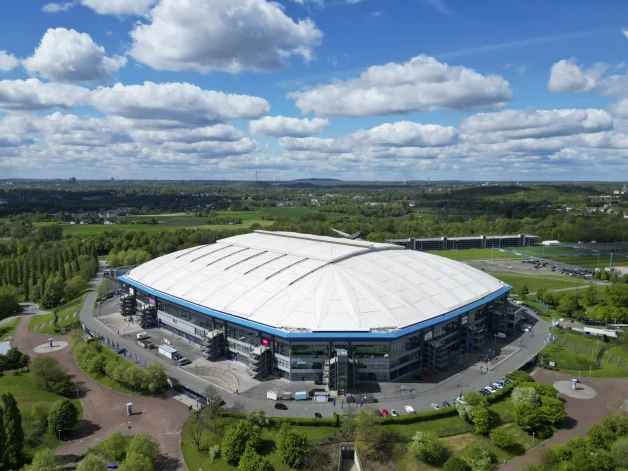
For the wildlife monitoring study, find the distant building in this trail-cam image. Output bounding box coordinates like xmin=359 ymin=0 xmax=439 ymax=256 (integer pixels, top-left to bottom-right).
xmin=0 ymin=198 xmax=8 ymax=205
xmin=104 ymin=220 xmax=115 ymax=225
xmin=69 ymin=177 xmax=77 ymax=184
xmin=541 ymin=240 xmax=560 ymax=246
xmin=387 ymin=234 xmax=539 ymax=251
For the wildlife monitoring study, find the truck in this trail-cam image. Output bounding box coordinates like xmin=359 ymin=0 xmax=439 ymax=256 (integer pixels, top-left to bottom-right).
xmin=137 ymin=339 xmax=154 ymax=349
xmin=158 ymin=345 xmax=178 ymax=360
xmin=267 ymin=391 xmax=278 ymax=401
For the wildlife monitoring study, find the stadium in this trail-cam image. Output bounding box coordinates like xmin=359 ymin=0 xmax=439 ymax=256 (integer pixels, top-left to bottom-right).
xmin=119 ymin=231 xmax=514 ymax=391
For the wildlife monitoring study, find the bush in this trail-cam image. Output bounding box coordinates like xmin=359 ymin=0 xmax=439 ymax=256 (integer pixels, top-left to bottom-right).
xmin=473 ymin=407 xmax=492 ymax=436
xmin=408 ymin=431 xmax=447 ymax=466
xmin=248 ymin=409 xmax=270 ymax=427
xmin=221 ymin=420 xmax=262 ymax=465
xmin=48 ymin=399 xmax=79 ymax=434
xmin=468 ymin=446 xmax=496 ymax=471
xmin=208 ymin=444 xmax=221 ymax=463
xmin=52 ymin=378 xmax=76 ymax=398
xmin=443 ymin=456 xmax=471 ymax=471
xmin=512 ymin=386 xmax=541 ymax=407
xmin=276 ymin=423 xmax=310 ymax=469
xmin=506 ymin=370 xmax=533 ymax=383
xmin=269 ymin=416 xmax=337 ymax=427
xmin=490 ymin=429 xmax=516 ymax=450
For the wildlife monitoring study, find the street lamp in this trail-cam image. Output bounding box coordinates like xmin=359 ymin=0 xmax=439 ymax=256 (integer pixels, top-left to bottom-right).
xmin=471 ymin=459 xmax=474 ymax=469
xmin=128 ymin=422 xmax=131 ymax=436
xmin=305 ymin=407 xmax=307 ymax=418
xmin=58 ymin=430 xmax=61 ymax=440
xmin=532 ymin=431 xmax=535 ymax=446
xmin=76 ymin=387 xmax=80 ymax=400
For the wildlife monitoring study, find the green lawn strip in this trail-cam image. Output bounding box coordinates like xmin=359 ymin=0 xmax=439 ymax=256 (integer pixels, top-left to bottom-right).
xmin=0 ymin=371 xmax=83 ymax=460
xmin=77 ymin=347 xmax=138 ymax=395
xmin=27 ymin=294 xmax=86 ymax=334
xmin=426 ymin=249 xmax=522 ymax=261
xmin=539 ymin=327 xmax=628 ymax=377
xmin=0 ymin=317 xmax=21 ymax=340
xmin=487 ymin=271 xmax=590 ymax=294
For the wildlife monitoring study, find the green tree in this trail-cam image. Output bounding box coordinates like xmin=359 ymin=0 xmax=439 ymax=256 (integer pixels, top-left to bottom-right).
xmin=519 ymin=285 xmax=529 ymax=297
xmin=540 ymin=396 xmax=566 ymax=425
xmin=468 ymin=446 xmax=495 ymax=471
xmin=456 ymin=391 xmax=488 ymax=422
xmin=101 ymin=430 xmax=127 ymax=461
xmin=48 ymin=398 xmax=79 ymax=434
xmin=76 ymin=454 xmax=108 ymax=471
xmin=183 ymin=417 xmax=206 ymax=451
xmin=513 ymin=403 xmax=543 ymax=432
xmin=489 ymin=429 xmax=516 ymax=450
xmin=23 ymin=447 xmax=60 ymax=471
xmin=2 ymin=392 xmax=24 ymax=467
xmin=355 ymin=405 xmax=382 ymax=457
xmin=0 ymin=402 xmax=6 ymax=469
xmin=558 ymin=293 xmax=584 ymax=318
xmin=0 ymin=285 xmax=20 ymax=320
xmin=30 ymin=355 xmax=67 ymax=390
xmin=583 ymin=285 xmax=598 ymax=306
xmin=120 ymin=452 xmax=152 ymax=471
xmin=442 ymin=456 xmax=471 ymax=471
xmin=221 ymin=420 xmax=262 ymax=465
xmin=276 ymin=423 xmax=310 ymax=468
xmin=127 ymin=432 xmax=160 ymax=468
xmin=63 ymin=275 xmax=87 ymax=301
xmin=408 ymin=431 xmax=446 ymax=466
xmin=248 ymin=408 xmax=270 ymax=427
xmin=26 ymin=402 xmax=50 ymax=444
xmin=473 ymin=407 xmax=492 ymax=436
xmin=512 ymin=386 xmax=541 ymax=407
xmin=238 ymin=445 xmax=275 ymax=471
xmin=586 ymin=423 xmax=616 ymax=450
xmin=145 ymin=363 xmax=168 ymax=393
xmin=612 ymin=438 xmax=628 ymax=468
xmin=609 ymin=284 xmax=628 ymax=308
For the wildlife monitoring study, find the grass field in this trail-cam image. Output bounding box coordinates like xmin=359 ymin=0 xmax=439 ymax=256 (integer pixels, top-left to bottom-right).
xmin=427 ymin=249 xmax=522 ymax=261
xmin=540 ymin=327 xmax=628 ymax=377
xmin=0 ymin=371 xmax=83 ymax=459
xmin=0 ymin=317 xmax=20 ymax=340
xmin=487 ymin=272 xmax=592 ymax=294
xmin=27 ymin=294 xmax=85 ymax=335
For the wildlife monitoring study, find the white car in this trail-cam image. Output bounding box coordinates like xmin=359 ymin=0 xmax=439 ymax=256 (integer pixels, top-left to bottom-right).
xmin=390 ymin=409 xmax=399 ymax=417
xmin=484 ymin=386 xmax=495 ymax=394
xmin=404 ymin=405 xmax=415 ymax=414
xmin=431 ymin=403 xmax=440 ymax=410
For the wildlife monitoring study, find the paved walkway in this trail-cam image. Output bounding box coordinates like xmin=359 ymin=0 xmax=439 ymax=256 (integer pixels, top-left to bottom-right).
xmin=10 ymin=310 xmax=189 ymax=470
xmin=499 ymin=369 xmax=628 ymax=470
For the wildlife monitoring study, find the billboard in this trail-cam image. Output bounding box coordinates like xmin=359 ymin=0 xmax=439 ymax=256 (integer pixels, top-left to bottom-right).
xmin=129 ymin=287 xmax=135 ymax=295
xmin=461 ymin=315 xmax=468 ymax=325
xmin=424 ymin=331 xmax=433 ymax=341
xmin=149 ymin=297 xmax=156 ymax=307
xmin=262 ymin=337 xmax=269 ymax=346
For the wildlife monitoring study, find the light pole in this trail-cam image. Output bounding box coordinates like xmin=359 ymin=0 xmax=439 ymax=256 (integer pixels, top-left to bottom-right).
xmin=590 ymin=365 xmax=592 ymax=377
xmin=128 ymin=422 xmax=131 ymax=436
xmin=532 ymin=431 xmax=535 ymax=446
xmin=58 ymin=430 xmax=61 ymax=440
xmin=471 ymin=458 xmax=474 ymax=469
xmin=76 ymin=388 xmax=80 ymax=400
xmin=305 ymin=407 xmax=307 ymax=418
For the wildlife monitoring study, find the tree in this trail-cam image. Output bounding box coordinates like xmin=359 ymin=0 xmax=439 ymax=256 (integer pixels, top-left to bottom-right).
xmin=468 ymin=446 xmax=495 ymax=471
xmin=408 ymin=431 xmax=446 ymax=466
xmin=558 ymin=293 xmax=584 ymax=318
xmin=456 ymin=391 xmax=488 ymax=422
xmin=519 ymin=285 xmax=529 ymax=297
xmin=221 ymin=420 xmax=262 ymax=465
xmin=23 ymin=447 xmax=60 ymax=471
xmin=127 ymin=432 xmax=160 ymax=468
xmin=443 ymin=456 xmax=471 ymax=471
xmin=238 ymin=445 xmax=275 ymax=471
xmin=473 ymin=407 xmax=492 ymax=436
xmin=513 ymin=403 xmax=543 ymax=433
xmin=48 ymin=399 xmax=79 ymax=434
xmin=26 ymin=402 xmax=50 ymax=444
xmin=101 ymin=430 xmax=127 ymax=461
xmin=343 ymin=402 xmax=358 ymax=434
xmin=276 ymin=423 xmax=310 ymax=469
xmin=63 ymin=275 xmax=87 ymax=302
xmin=145 ymin=363 xmax=168 ymax=393
xmin=612 ymin=438 xmax=628 ymax=468
xmin=540 ymin=396 xmax=566 ymax=425
xmin=30 ymin=355 xmax=67 ymax=390
xmin=586 ymin=423 xmax=616 ymax=450
xmin=609 ymin=284 xmax=628 ymax=308
xmin=120 ymin=452 xmax=152 ymax=471
xmin=77 ymin=454 xmax=108 ymax=471
xmin=2 ymin=392 xmax=24 ymax=467
xmin=183 ymin=417 xmax=206 ymax=451
xmin=0 ymin=402 xmax=5 ymax=469
xmin=355 ymin=405 xmax=382 ymax=457
xmin=512 ymin=386 xmax=541 ymax=407
xmin=583 ymin=285 xmax=598 ymax=306
xmin=0 ymin=285 xmax=20 ymax=320
xmin=489 ymin=429 xmax=516 ymax=450
xmin=248 ymin=408 xmax=270 ymax=427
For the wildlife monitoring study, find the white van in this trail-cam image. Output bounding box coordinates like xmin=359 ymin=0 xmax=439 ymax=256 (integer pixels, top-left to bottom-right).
xmin=136 ymin=332 xmax=150 ymax=340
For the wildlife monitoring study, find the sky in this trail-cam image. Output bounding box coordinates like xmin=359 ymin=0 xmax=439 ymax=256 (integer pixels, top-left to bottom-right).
xmin=1 ymin=0 xmax=628 ymax=181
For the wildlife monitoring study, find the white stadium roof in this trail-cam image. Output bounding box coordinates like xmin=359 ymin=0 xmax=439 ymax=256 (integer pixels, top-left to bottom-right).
xmin=124 ymin=231 xmax=506 ymax=333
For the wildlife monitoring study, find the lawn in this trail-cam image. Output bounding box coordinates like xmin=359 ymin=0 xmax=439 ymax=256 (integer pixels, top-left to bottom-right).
xmin=487 ymin=272 xmax=591 ymax=294
xmin=426 ymin=249 xmax=522 ymax=261
xmin=27 ymin=294 xmax=86 ymax=335
xmin=0 ymin=371 xmax=83 ymax=459
xmin=522 ymin=246 xmax=628 ymax=269
xmin=0 ymin=317 xmax=21 ymax=340
xmin=540 ymin=327 xmax=628 ymax=377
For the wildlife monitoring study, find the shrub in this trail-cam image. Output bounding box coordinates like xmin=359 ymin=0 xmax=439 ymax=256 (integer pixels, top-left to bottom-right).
xmin=506 ymin=370 xmax=533 ymax=383
xmin=490 ymin=429 xmax=516 ymax=450
xmin=473 ymin=407 xmax=492 ymax=436
xmin=468 ymin=446 xmax=496 ymax=471
xmin=276 ymin=423 xmax=310 ymax=469
xmin=443 ymin=456 xmax=471 ymax=471
xmin=48 ymin=399 xmax=79 ymax=434
xmin=221 ymin=420 xmax=262 ymax=465
xmin=208 ymin=444 xmax=221 ymax=463
xmin=408 ymin=431 xmax=447 ymax=466
xmin=248 ymin=409 xmax=270 ymax=427
xmin=512 ymin=386 xmax=541 ymax=407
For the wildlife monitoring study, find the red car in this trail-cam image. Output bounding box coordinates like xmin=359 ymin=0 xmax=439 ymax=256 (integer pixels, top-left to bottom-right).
xmin=423 ymin=370 xmax=433 ymax=377
xmin=381 ymin=409 xmax=390 ymax=417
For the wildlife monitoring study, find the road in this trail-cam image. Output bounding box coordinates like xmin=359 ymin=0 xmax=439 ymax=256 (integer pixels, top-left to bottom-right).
xmin=78 ymin=263 xmax=553 ymax=419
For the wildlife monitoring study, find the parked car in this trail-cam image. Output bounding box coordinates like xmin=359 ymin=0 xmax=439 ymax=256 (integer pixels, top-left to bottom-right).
xmin=484 ymin=386 xmax=495 ymax=394
xmin=404 ymin=405 xmax=415 ymax=414
xmin=314 ymin=412 xmax=323 ymax=418
xmin=391 ymin=409 xmax=399 ymax=417
xmin=382 ymin=409 xmax=390 ymax=417
xmin=504 ymin=378 xmax=512 ymax=385
xmin=431 ymin=403 xmax=440 ymax=410
xmin=116 ymin=349 xmax=126 ymax=355
xmin=442 ymin=401 xmax=451 ymax=408
xmin=106 ymin=464 xmax=118 ymax=469
xmin=274 ymin=403 xmax=288 ymax=410
xmin=314 ymin=380 xmax=324 ymax=385
xmin=177 ymin=358 xmax=191 ymax=366
xmin=413 ymin=373 xmax=423 ymax=380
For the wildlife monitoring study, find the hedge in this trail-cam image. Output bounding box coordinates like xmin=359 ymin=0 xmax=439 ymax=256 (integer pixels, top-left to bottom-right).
xmin=269 ymin=416 xmax=338 ymax=427
xmin=380 ymin=406 xmax=459 ymax=425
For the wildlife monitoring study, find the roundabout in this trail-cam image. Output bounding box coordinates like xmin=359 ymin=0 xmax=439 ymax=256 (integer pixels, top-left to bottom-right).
xmin=33 ymin=340 xmax=69 ymax=354
xmin=553 ymin=380 xmax=598 ymax=399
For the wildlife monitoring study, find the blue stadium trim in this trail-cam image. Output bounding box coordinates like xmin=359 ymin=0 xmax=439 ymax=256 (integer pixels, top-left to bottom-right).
xmin=118 ymin=275 xmax=511 ymax=341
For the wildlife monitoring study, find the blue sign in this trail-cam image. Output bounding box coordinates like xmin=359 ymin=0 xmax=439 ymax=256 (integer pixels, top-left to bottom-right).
xmin=333 ymin=397 xmax=336 ymax=407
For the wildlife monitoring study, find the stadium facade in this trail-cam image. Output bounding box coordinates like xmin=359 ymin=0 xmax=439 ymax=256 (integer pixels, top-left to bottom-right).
xmin=119 ymin=231 xmax=514 ymax=390
xmin=387 ymin=234 xmax=539 ymax=251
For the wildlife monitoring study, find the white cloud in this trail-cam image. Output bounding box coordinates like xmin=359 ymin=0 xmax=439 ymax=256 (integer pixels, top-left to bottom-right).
xmin=0 ymin=79 xmax=91 ymax=112
xmin=250 ymin=116 xmax=329 ymax=137
xmin=288 ymin=54 xmax=513 ymax=117
xmin=80 ymin=0 xmax=157 ymax=16
xmin=548 ymin=58 xmax=604 ymax=93
xmin=0 ymin=51 xmax=19 ymax=72
xmin=91 ymin=82 xmax=270 ymax=126
xmin=42 ymin=2 xmax=75 ymax=13
xmin=23 ymin=28 xmax=126 ymax=84
xmin=280 ymin=121 xmax=459 ymax=152
xmin=130 ymin=125 xmax=245 ymax=144
xmin=503 ymin=64 xmax=526 ymax=74
xmin=128 ymin=0 xmax=323 ymax=74
xmin=461 ymin=109 xmax=613 ymax=141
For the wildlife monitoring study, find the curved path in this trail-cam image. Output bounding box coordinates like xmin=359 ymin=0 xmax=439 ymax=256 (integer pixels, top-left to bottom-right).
xmin=499 ymin=368 xmax=628 ymax=470
xmin=10 ymin=317 xmax=189 ymax=471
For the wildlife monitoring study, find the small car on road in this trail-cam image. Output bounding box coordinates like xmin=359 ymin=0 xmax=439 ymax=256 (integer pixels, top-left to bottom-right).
xmin=404 ymin=405 xmax=415 ymax=414
xmin=314 ymin=412 xmax=323 ymax=418
xmin=442 ymin=401 xmax=451 ymax=408
xmin=274 ymin=403 xmax=288 ymax=410
xmin=431 ymin=403 xmax=440 ymax=410
xmin=390 ymin=409 xmax=399 ymax=417
xmin=381 ymin=409 xmax=390 ymax=417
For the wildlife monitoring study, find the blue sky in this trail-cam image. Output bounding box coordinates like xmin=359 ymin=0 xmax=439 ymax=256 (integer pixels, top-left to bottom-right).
xmin=1 ymin=0 xmax=628 ymax=180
